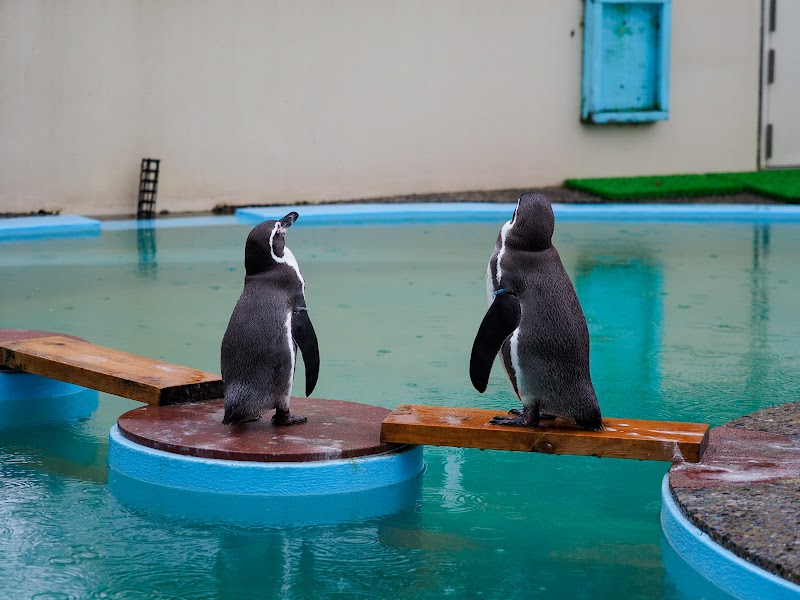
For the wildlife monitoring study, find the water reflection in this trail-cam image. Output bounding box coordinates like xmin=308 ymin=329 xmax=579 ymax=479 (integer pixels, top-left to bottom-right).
xmin=574 ymin=251 xmax=663 ymax=411
xmin=0 ymin=383 xmax=98 ymax=431
xmin=136 ymin=224 xmax=158 ymax=279
xmin=746 ymin=225 xmax=771 ymax=399
xmin=0 ymin=417 xmax=107 ymax=484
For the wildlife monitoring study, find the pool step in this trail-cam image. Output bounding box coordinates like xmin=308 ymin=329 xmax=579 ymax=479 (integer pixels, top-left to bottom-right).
xmin=381 ymin=404 xmax=709 ymax=463
xmin=0 ymin=335 xmax=223 ymax=405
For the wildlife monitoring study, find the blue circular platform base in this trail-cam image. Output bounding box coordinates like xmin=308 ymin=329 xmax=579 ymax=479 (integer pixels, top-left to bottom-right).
xmin=109 ymin=469 xmax=424 ymax=527
xmin=660 ymin=475 xmax=800 ymax=599
xmin=108 ymin=425 xmax=425 ymax=526
xmin=108 ymin=425 xmax=424 ymax=496
xmin=0 ymin=370 xmax=98 ymax=428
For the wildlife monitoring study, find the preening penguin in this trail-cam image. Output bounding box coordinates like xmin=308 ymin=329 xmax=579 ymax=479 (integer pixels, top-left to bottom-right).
xmin=469 ymin=193 xmax=603 ymax=431
xmin=221 ymin=212 xmax=319 ymax=426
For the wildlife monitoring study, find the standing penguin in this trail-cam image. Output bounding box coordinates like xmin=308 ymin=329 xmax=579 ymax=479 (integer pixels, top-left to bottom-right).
xmin=221 ymin=212 xmax=319 ymax=426
xmin=469 ymin=193 xmax=603 ymax=431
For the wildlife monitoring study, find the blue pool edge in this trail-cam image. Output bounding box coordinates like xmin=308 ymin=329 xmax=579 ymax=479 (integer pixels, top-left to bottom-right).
xmin=236 ymin=202 xmax=800 ymax=225
xmin=108 ymin=425 xmax=425 ymax=497
xmin=660 ymin=475 xmax=800 ymax=599
xmin=0 ymin=215 xmax=101 ymax=241
xmin=4 ymin=204 xmax=800 ymax=241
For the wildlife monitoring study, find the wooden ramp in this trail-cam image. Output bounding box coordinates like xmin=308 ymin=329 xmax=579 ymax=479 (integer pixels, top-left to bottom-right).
xmin=0 ymin=335 xmax=223 ymax=405
xmin=381 ymin=404 xmax=709 ymax=463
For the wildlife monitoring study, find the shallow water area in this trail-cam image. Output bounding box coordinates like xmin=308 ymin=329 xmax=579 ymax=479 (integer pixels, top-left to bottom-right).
xmin=2 ymin=215 xmax=799 ymax=598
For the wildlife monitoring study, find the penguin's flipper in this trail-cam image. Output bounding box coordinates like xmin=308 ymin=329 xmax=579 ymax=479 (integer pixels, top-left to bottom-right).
xmin=292 ymin=310 xmax=320 ymax=396
xmin=469 ymin=292 xmax=521 ymax=393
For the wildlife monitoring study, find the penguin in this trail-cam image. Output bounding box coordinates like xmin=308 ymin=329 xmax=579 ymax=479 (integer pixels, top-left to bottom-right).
xmin=469 ymin=192 xmax=603 ymax=431
xmin=220 ymin=211 xmax=319 ymax=426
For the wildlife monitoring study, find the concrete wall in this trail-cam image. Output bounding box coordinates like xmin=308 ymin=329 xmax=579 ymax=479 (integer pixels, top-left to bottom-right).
xmin=0 ymin=1 xmax=762 ymax=216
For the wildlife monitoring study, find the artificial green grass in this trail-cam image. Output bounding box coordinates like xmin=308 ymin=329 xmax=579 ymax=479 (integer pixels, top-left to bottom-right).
xmin=564 ymin=169 xmax=800 ymax=202
xmin=563 ymin=174 xmax=743 ymax=200
xmin=717 ymin=170 xmax=800 ymax=202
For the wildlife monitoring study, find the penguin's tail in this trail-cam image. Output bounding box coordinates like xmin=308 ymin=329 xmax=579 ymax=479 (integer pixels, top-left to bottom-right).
xmin=222 ymin=404 xmax=262 ymax=425
xmin=221 ymin=384 xmax=261 ymax=425
xmin=575 ymin=410 xmax=604 ymax=432
xmin=221 ymin=406 xmax=241 ymax=425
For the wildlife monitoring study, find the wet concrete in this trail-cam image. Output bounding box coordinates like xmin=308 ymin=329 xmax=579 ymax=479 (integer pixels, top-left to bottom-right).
xmin=668 ymin=403 xmax=800 ymax=585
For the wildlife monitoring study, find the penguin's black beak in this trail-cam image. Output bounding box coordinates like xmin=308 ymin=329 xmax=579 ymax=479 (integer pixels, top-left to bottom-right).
xmin=279 ymin=212 xmax=299 ymax=229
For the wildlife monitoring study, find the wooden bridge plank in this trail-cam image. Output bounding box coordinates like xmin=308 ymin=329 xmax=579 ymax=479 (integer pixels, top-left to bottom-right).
xmin=0 ymin=335 xmax=223 ymax=405
xmin=381 ymin=404 xmax=709 ymax=463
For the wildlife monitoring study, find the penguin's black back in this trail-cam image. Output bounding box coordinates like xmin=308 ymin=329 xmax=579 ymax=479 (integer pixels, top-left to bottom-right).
xmin=493 ymin=193 xmax=602 ymax=430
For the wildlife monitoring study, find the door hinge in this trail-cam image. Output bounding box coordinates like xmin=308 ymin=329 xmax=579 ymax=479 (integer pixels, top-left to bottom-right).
xmin=765 ymin=124 xmax=773 ymax=160
xmin=769 ymin=0 xmax=777 ymax=32
xmin=767 ymin=49 xmax=776 ymax=84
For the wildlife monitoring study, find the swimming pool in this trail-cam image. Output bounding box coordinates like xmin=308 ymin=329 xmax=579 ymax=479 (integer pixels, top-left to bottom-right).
xmin=2 ymin=206 xmax=799 ymax=598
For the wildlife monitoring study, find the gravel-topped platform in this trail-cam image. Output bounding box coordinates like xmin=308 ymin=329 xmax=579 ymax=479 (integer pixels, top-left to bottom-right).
xmin=667 ymin=403 xmax=800 ymax=586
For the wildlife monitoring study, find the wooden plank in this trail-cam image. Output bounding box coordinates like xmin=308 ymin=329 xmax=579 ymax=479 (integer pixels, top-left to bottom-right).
xmin=381 ymin=404 xmax=710 ymax=463
xmin=0 ymin=336 xmax=223 ymax=405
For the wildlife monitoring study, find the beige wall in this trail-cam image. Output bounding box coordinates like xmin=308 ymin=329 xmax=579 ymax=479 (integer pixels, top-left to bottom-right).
xmin=0 ymin=1 xmax=762 ymax=216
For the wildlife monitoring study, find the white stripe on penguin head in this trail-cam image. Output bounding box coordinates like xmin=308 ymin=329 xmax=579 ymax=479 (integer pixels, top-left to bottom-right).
xmin=268 ymin=221 xmax=306 ymax=294
xmin=495 ymin=202 xmax=518 ymax=287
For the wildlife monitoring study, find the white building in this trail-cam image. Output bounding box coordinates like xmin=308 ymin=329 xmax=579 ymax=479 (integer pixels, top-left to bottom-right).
xmin=0 ymin=1 xmax=795 ymax=216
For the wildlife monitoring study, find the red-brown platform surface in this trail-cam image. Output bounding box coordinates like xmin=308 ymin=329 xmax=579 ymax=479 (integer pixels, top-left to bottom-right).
xmin=117 ymin=397 xmax=403 ymax=463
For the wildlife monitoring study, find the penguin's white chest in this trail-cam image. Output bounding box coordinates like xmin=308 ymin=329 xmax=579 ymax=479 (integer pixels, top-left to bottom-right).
xmin=283 ymin=311 xmax=296 ymax=380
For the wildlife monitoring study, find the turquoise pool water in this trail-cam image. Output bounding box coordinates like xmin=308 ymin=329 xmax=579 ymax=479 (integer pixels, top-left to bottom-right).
xmin=2 ymin=213 xmax=799 ymax=599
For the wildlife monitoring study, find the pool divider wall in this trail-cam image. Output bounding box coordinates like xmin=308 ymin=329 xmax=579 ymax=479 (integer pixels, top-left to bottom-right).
xmin=236 ymin=203 xmax=800 ymax=226
xmin=0 ymin=215 xmax=101 ymax=241
xmin=660 ymin=475 xmax=800 ymax=600
xmin=5 ymin=204 xmax=800 ymax=242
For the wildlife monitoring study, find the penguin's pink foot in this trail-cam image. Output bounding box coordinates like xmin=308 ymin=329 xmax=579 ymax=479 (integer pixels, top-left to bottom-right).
xmin=271 ymin=409 xmax=307 ymax=426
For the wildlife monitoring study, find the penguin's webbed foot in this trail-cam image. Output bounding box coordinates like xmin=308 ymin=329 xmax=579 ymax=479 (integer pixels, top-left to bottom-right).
xmin=272 ymin=409 xmax=307 ymax=426
xmin=490 ymin=406 xmax=549 ymax=427
xmin=489 ymin=415 xmax=529 ymax=427
xmin=507 ymin=408 xmax=556 ymax=421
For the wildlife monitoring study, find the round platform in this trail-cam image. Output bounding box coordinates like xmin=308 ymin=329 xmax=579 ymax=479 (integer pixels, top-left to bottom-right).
xmin=662 ymin=404 xmax=800 ymax=597
xmin=116 ymin=397 xmax=401 ymax=462
xmin=108 ymin=397 xmax=424 ymax=497
xmin=0 ymin=329 xmax=98 ymax=427
xmin=109 ymin=469 xmax=424 ymax=527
